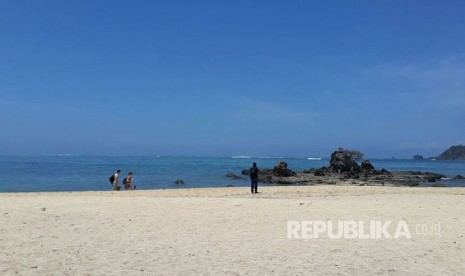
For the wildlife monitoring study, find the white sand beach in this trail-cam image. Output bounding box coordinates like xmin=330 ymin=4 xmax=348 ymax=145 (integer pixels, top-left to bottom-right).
xmin=1 ymin=186 xmax=464 ymax=275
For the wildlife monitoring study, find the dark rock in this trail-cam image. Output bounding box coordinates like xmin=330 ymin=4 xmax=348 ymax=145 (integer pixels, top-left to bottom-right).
xmin=453 ymin=175 xmax=465 ymax=180
xmin=313 ymin=169 xmax=327 ymax=176
xmin=225 ymin=173 xmax=241 ymax=179
xmin=261 ymin=175 xmax=274 ymax=183
xmin=329 ymin=149 xmax=361 ymax=173
xmin=421 ymin=172 xmax=445 ymax=183
xmin=272 ymin=161 xmax=296 ymax=177
xmin=409 ymin=171 xmax=423 ymax=175
xmin=379 ymin=169 xmax=392 ymax=175
xmin=225 ymin=185 xmax=234 ymax=187
xmin=361 ymin=160 xmax=375 ymax=171
xmin=275 ymin=161 xmax=288 ymax=169
xmin=174 ymin=179 xmax=185 ymax=185
xmin=241 ymin=169 xmax=249 ymax=176
xmin=436 ymin=145 xmax=465 ymax=160
xmin=302 ymin=168 xmax=315 ymax=174
xmin=304 ymin=167 xmax=328 ymax=174
xmin=413 ymin=155 xmax=424 ymax=160
xmin=423 ymin=172 xmax=446 ymax=180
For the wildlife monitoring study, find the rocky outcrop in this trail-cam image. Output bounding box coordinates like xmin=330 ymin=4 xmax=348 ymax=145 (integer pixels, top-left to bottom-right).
xmin=313 ymin=167 xmax=329 ymax=176
xmin=238 ymin=151 xmax=449 ymax=187
xmin=453 ymin=175 xmax=465 ymax=180
xmin=174 ymin=179 xmax=185 ymax=185
xmin=436 ymin=145 xmax=465 ymax=160
xmin=329 ymin=149 xmax=361 ymax=173
xmin=423 ymin=172 xmax=445 ymax=182
xmin=361 ymin=160 xmax=375 ymax=171
xmin=241 ymin=166 xmax=445 ymax=186
xmin=272 ymin=161 xmax=296 ymax=177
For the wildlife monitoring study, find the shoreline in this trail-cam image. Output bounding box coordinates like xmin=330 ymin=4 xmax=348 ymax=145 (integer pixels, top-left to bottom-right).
xmin=2 ymin=178 xmax=465 ymax=195
xmin=1 ymin=184 xmax=465 ymax=197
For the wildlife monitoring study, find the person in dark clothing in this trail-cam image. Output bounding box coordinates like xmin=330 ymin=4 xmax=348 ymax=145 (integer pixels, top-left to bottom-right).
xmin=249 ymin=162 xmax=259 ymax=194
xmin=123 ymin=172 xmax=135 ymax=190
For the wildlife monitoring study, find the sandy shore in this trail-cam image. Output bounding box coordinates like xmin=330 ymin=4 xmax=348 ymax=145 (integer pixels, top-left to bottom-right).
xmin=1 ymin=186 xmax=464 ymax=275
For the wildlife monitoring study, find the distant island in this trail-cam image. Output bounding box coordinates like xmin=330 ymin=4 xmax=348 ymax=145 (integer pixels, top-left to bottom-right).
xmin=413 ymin=155 xmax=424 ymax=160
xmin=436 ymin=145 xmax=465 ymax=160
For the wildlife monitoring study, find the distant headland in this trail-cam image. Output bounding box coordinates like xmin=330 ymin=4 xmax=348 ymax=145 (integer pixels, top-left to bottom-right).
xmin=413 ymin=145 xmax=465 ymax=161
xmin=436 ymin=145 xmax=465 ymax=161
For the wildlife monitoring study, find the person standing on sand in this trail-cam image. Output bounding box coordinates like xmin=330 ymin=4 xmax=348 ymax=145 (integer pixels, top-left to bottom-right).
xmin=109 ymin=170 xmax=121 ymax=190
xmin=123 ymin=172 xmax=136 ymax=190
xmin=249 ymin=163 xmax=259 ymax=194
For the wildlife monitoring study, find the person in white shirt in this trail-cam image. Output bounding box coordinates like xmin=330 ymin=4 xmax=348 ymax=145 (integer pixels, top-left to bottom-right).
xmin=110 ymin=170 xmax=121 ymax=190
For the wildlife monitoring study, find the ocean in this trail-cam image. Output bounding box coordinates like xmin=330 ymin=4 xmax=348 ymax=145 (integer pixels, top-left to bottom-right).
xmin=0 ymin=155 xmax=464 ymax=192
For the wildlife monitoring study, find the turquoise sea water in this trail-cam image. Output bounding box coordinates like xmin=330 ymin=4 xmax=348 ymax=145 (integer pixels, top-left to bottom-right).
xmin=0 ymin=155 xmax=464 ymax=192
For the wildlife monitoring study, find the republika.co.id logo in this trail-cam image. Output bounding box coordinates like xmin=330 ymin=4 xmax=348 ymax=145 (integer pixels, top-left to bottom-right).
xmin=287 ymin=220 xmax=441 ymax=239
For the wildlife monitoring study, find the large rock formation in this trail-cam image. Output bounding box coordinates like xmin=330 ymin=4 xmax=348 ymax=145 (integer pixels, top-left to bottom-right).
xmin=272 ymin=161 xmax=296 ymax=177
xmin=329 ymin=149 xmax=361 ymax=173
xmin=413 ymin=155 xmax=424 ymax=160
xmin=436 ymin=145 xmax=465 ymax=160
xmin=238 ymin=151 xmax=449 ymax=187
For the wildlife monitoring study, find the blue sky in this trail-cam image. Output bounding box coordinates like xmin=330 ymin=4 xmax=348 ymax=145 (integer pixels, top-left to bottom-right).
xmin=1 ymin=1 xmax=464 ymax=158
